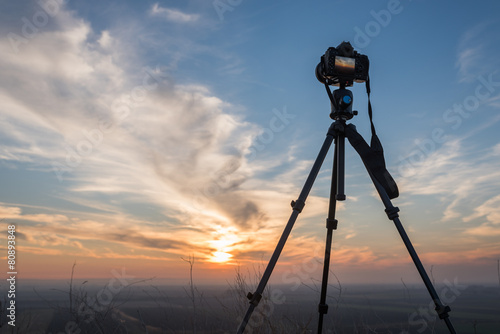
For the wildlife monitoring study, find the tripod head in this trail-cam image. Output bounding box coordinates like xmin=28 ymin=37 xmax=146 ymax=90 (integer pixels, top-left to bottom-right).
xmin=328 ymin=83 xmax=358 ymax=121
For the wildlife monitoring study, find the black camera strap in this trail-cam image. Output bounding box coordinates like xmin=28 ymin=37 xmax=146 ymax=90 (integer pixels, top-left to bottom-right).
xmin=357 ymin=76 xmax=399 ymax=199
xmin=324 ymin=81 xmax=335 ymax=103
xmin=345 ymin=122 xmax=399 ymax=199
xmin=366 ymin=76 xmax=376 ymax=137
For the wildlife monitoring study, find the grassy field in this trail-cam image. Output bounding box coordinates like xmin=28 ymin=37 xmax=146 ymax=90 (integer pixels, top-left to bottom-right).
xmin=5 ymin=280 xmax=500 ymax=333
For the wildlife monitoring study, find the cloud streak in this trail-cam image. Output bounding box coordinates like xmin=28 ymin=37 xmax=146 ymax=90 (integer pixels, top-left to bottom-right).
xmin=0 ymin=4 xmax=330 ymax=268
xmin=399 ymin=137 xmax=500 ymax=222
xmin=149 ymin=3 xmax=200 ymax=23
xmin=456 ymin=20 xmax=500 ymax=83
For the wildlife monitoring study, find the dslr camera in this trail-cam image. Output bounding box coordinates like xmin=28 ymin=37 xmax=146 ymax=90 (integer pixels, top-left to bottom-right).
xmin=316 ymin=41 xmax=369 ymax=87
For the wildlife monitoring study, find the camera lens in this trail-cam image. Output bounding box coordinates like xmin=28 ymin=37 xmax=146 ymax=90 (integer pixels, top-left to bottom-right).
xmin=315 ymin=63 xmax=326 ymax=84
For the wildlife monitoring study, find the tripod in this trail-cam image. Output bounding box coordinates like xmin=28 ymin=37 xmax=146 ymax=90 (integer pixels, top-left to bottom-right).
xmin=236 ymin=84 xmax=456 ymax=334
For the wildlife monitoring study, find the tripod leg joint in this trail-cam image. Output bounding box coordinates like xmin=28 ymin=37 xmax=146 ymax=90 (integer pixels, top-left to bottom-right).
xmin=318 ymin=303 xmax=329 ymax=315
xmin=326 ymin=218 xmax=338 ymax=230
xmin=332 ymin=121 xmax=345 ymax=133
xmin=291 ymin=199 xmax=306 ymax=213
xmin=435 ymin=304 xmax=451 ymax=319
xmin=384 ymin=206 xmax=400 ymax=220
xmin=246 ymin=292 xmax=262 ymax=306
xmin=327 ymin=122 xmax=340 ymax=137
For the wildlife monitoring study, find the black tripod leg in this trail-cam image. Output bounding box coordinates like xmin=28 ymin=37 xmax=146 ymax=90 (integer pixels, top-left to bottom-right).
xmin=236 ymin=123 xmax=337 ymax=334
xmin=335 ymin=130 xmax=346 ymax=201
xmin=368 ymin=173 xmax=457 ymax=334
xmin=317 ymin=138 xmax=340 ymax=334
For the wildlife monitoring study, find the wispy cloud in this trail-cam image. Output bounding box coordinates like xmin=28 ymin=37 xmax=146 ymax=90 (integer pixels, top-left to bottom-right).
xmin=149 ymin=3 xmax=200 ymax=23
xmin=0 ymin=5 xmax=327 ymax=266
xmin=398 ymin=137 xmax=500 ymax=223
xmin=455 ymin=20 xmax=500 ymax=83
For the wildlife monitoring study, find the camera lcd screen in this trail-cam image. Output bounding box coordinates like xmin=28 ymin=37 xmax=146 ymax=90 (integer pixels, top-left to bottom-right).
xmin=334 ymin=56 xmax=355 ymax=74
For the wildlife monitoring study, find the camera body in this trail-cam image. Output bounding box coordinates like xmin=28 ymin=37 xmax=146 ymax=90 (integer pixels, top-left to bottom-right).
xmin=316 ymin=41 xmax=369 ymax=87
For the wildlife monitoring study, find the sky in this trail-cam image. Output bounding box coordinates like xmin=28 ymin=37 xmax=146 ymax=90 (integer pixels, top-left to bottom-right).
xmin=0 ymin=0 xmax=500 ymax=287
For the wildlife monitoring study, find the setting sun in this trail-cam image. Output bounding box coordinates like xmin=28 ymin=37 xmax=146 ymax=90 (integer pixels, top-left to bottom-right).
xmin=208 ymin=226 xmax=239 ymax=263
xmin=211 ymin=251 xmax=233 ymax=263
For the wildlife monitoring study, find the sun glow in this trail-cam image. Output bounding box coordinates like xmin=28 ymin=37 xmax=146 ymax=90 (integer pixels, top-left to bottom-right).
xmin=208 ymin=225 xmax=239 ymax=263
xmin=211 ymin=251 xmax=233 ymax=263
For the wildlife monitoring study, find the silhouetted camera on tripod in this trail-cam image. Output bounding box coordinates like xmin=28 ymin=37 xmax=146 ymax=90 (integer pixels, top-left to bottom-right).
xmin=237 ymin=41 xmax=456 ymax=334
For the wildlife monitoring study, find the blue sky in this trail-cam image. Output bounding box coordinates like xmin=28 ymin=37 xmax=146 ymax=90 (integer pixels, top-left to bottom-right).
xmin=1 ymin=0 xmax=500 ymax=284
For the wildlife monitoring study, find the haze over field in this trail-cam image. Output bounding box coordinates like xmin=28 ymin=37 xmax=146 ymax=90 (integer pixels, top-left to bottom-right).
xmin=1 ymin=0 xmax=500 ymax=289
xmin=10 ymin=282 xmax=500 ymax=333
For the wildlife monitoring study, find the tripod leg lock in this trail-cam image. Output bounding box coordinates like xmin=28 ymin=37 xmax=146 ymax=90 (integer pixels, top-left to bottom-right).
xmin=246 ymin=292 xmax=262 ymax=306
xmin=318 ymin=303 xmax=329 ymax=314
xmin=435 ymin=304 xmax=451 ymax=319
xmin=326 ymin=218 xmax=338 ymax=230
xmin=291 ymin=199 xmax=306 ymax=213
xmin=384 ymin=206 xmax=400 ymax=220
